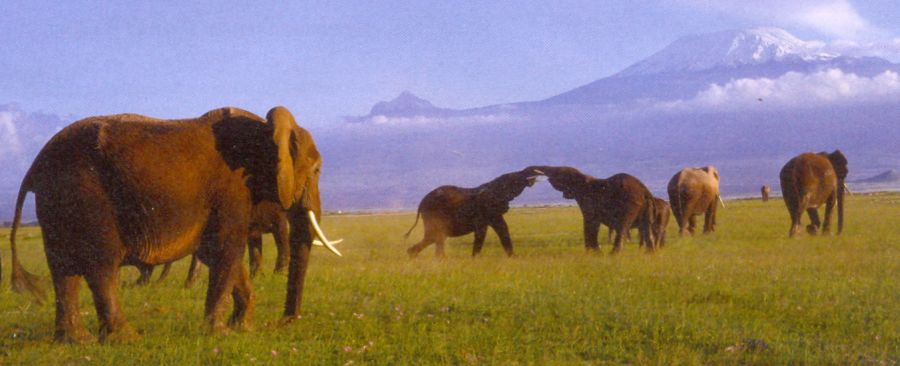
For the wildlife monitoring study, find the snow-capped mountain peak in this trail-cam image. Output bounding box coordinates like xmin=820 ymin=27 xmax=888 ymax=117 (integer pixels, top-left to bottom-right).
xmin=369 ymin=91 xmax=438 ymax=116
xmin=616 ymin=27 xmax=836 ymax=77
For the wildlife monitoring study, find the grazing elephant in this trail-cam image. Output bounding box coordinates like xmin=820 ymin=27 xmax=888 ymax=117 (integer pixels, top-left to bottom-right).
xmin=779 ymin=150 xmax=848 ymax=237
xmin=607 ymin=197 xmax=670 ymax=248
xmin=529 ymin=166 xmax=657 ymax=253
xmin=8 ymin=106 xmax=342 ymax=343
xmin=761 ymin=185 xmax=771 ymax=202
xmin=667 ymin=166 xmax=723 ymax=236
xmin=405 ymin=169 xmax=540 ymax=258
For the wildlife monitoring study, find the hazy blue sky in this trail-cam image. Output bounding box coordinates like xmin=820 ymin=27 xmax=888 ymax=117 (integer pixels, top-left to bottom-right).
xmin=1 ymin=1 xmax=898 ymax=126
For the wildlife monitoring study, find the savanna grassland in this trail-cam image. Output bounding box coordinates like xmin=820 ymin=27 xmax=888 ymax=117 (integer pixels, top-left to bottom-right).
xmin=0 ymin=193 xmax=897 ymax=365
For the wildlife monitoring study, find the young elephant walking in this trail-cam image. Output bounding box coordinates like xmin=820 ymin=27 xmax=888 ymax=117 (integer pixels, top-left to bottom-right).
xmin=405 ymin=169 xmax=540 ymax=258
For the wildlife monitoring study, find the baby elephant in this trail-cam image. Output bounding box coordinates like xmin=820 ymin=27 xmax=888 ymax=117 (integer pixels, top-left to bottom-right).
xmin=405 ymin=168 xmax=540 ymax=258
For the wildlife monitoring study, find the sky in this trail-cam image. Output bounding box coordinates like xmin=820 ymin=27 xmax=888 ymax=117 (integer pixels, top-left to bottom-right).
xmin=1 ymin=1 xmax=899 ymax=127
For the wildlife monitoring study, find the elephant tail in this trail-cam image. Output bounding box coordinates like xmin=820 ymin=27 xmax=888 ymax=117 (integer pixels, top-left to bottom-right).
xmin=9 ymin=178 xmax=46 ymax=303
xmin=403 ymin=210 xmax=422 ymax=240
xmin=644 ymin=195 xmax=657 ymax=246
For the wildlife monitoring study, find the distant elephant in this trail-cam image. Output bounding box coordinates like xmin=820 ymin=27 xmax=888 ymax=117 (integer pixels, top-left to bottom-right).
xmin=607 ymin=197 xmax=670 ymax=248
xmin=8 ymin=106 xmax=342 ymax=343
xmin=667 ymin=166 xmax=723 ymax=236
xmin=779 ymin=150 xmax=848 ymax=237
xmin=529 ymin=166 xmax=657 ymax=253
xmin=135 ymin=201 xmax=291 ymax=287
xmin=405 ymin=168 xmax=540 ymax=258
xmin=761 ymin=185 xmax=771 ymax=202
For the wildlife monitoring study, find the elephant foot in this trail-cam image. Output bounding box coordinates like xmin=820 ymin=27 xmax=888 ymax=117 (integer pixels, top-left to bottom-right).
xmin=806 ymin=225 xmax=818 ymax=235
xmin=278 ymin=315 xmax=303 ymax=327
xmin=54 ymin=327 xmax=96 ymax=344
xmin=406 ymin=247 xmax=419 ymax=259
xmin=207 ymin=321 xmax=231 ymax=336
xmin=99 ymin=324 xmax=141 ymax=344
xmin=273 ymin=266 xmax=288 ymax=275
xmin=228 ymin=317 xmax=254 ymax=332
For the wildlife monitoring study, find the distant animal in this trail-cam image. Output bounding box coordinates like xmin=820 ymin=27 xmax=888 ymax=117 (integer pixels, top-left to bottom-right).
xmin=667 ymin=166 xmax=724 ymax=236
xmin=135 ymin=201 xmax=291 ymax=287
xmin=405 ymin=169 xmax=540 ymax=258
xmin=761 ymin=185 xmax=770 ymax=202
xmin=8 ymin=106 xmax=342 ymax=343
xmin=607 ymin=197 xmax=670 ymax=248
xmin=779 ymin=150 xmax=848 ymax=237
xmin=529 ymin=166 xmax=657 ymax=253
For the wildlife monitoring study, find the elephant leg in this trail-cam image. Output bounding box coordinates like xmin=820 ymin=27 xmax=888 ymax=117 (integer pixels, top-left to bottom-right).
xmin=806 ymin=208 xmax=821 ymax=235
xmin=822 ymin=194 xmax=835 ymax=235
xmin=406 ymin=238 xmax=433 ymax=258
xmin=471 ymin=225 xmax=488 ymax=257
xmin=156 ymin=262 xmax=172 ymax=283
xmin=687 ymin=214 xmax=698 ymax=235
xmin=583 ymin=218 xmax=600 ymax=250
xmin=228 ymin=263 xmax=256 ymax=331
xmin=703 ymin=205 xmax=715 ymax=233
xmin=135 ymin=265 xmax=152 ymax=287
xmin=85 ymin=264 xmax=138 ymax=343
xmin=51 ymin=272 xmax=94 ymax=343
xmin=204 ymin=258 xmax=239 ymax=334
xmin=490 ymin=216 xmax=515 ymax=257
xmin=184 ymin=254 xmax=203 ymax=289
xmin=432 ymin=234 xmax=448 ymax=258
xmin=272 ymin=219 xmax=290 ymax=274
xmin=248 ymin=233 xmax=263 ymax=278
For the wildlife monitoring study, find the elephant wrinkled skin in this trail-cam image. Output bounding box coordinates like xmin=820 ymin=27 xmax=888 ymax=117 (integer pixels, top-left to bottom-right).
xmin=405 ymin=169 xmax=539 ymax=258
xmin=8 ymin=106 xmax=340 ymax=343
xmin=779 ymin=150 xmax=848 ymax=237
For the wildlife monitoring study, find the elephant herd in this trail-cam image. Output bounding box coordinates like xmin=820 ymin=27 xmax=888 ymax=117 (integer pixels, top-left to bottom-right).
xmin=2 ymin=107 xmax=849 ymax=343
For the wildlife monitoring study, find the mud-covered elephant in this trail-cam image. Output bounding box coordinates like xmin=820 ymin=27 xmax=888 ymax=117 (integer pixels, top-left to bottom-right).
xmin=8 ymin=106 xmax=342 ymax=343
xmin=135 ymin=200 xmax=291 ymax=287
xmin=405 ymin=169 xmax=540 ymax=258
xmin=667 ymin=166 xmax=723 ymax=236
xmin=761 ymin=185 xmax=771 ymax=202
xmin=528 ymin=166 xmax=657 ymax=253
xmin=779 ymin=150 xmax=848 ymax=237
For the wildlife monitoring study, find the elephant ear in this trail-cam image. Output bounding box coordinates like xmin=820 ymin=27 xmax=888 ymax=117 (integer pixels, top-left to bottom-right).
xmin=267 ymin=106 xmax=297 ymax=210
xmin=828 ymin=150 xmax=848 ymax=179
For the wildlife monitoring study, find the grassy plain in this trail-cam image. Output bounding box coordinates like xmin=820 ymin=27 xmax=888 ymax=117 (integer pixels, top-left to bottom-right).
xmin=0 ymin=193 xmax=897 ymax=365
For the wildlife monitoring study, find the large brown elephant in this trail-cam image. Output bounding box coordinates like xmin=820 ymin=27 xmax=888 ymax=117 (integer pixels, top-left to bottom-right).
xmin=779 ymin=150 xmax=848 ymax=237
xmin=135 ymin=200 xmax=292 ymax=287
xmin=8 ymin=106 xmax=341 ymax=343
xmin=528 ymin=166 xmax=657 ymax=253
xmin=405 ymin=169 xmax=540 ymax=258
xmin=667 ymin=166 xmax=723 ymax=236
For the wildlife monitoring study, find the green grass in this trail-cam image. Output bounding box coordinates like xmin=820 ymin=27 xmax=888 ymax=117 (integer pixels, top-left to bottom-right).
xmin=1 ymin=193 xmax=898 ymax=364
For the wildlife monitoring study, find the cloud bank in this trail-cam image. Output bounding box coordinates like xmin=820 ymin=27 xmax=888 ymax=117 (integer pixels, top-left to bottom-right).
xmin=661 ymin=69 xmax=900 ymax=111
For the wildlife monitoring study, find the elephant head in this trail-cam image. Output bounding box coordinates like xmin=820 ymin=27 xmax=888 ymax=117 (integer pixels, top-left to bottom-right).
xmin=474 ymin=169 xmax=541 ymax=216
xmin=820 ymin=149 xmax=848 ymax=233
xmin=211 ymin=107 xmax=341 ymax=256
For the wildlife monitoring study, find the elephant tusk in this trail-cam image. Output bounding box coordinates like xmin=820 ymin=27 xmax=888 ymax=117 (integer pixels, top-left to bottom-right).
xmin=307 ymin=211 xmax=343 ymax=257
xmin=843 ymin=183 xmax=853 ymax=196
xmin=718 ymin=195 xmax=726 ymax=208
xmin=312 ymin=238 xmax=344 ymax=247
xmin=532 ymin=169 xmax=545 ymax=175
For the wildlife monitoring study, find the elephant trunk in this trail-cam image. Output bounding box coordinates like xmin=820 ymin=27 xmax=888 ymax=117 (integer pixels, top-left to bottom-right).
xmin=837 ymin=179 xmax=845 ymax=234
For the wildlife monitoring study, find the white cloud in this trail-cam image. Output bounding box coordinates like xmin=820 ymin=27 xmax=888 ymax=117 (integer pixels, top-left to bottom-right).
xmin=0 ymin=109 xmax=24 ymax=155
xmin=660 ymin=69 xmax=900 ymax=111
xmin=672 ymin=0 xmax=878 ymax=40
xmin=822 ymin=38 xmax=900 ymax=62
xmin=351 ymin=113 xmax=513 ymax=127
